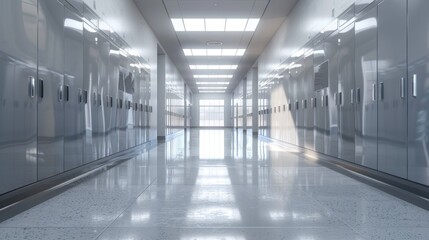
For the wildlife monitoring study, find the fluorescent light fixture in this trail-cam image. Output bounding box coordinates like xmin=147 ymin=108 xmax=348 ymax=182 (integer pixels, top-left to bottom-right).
xmin=236 ymin=49 xmax=246 ymax=56
xmin=171 ymin=19 xmax=185 ymax=31
xmin=192 ymin=49 xmax=207 ymax=56
xmin=199 ymin=91 xmax=226 ymax=93
xmin=190 ymin=65 xmax=238 ymax=70
xmin=183 ymin=18 xmax=205 ymax=31
xmin=222 ymin=49 xmax=237 ymax=56
xmin=196 ymin=82 xmax=229 ymax=85
xmin=171 ymin=18 xmax=260 ymax=32
xmin=245 ymin=18 xmax=260 ymax=31
xmin=207 ymin=49 xmax=222 ymax=56
xmin=205 ymin=19 xmax=226 ymax=31
xmin=183 ymin=49 xmax=192 ymax=56
xmin=198 ymin=87 xmax=228 ymax=90
xmin=183 ymin=49 xmax=245 ymax=57
xmin=225 ymin=18 xmax=247 ymax=31
xmin=194 ymin=75 xmax=233 ymax=79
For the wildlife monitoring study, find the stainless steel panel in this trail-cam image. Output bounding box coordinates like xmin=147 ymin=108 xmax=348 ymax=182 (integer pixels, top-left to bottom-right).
xmin=326 ymin=32 xmax=339 ymax=157
xmin=109 ymin=44 xmax=120 ymax=154
xmin=296 ymin=58 xmax=305 ymax=147
xmin=408 ymin=0 xmax=429 ymax=185
xmin=64 ymin=7 xmax=84 ymax=171
xmin=98 ymin=33 xmax=109 ymax=158
xmin=354 ymin=7 xmax=378 ymax=169
xmin=377 ymin=0 xmax=407 ymax=178
xmin=338 ymin=22 xmax=355 ymax=163
xmin=0 ymin=0 xmax=38 ymax=195
xmin=304 ymin=54 xmax=315 ymax=150
xmin=83 ymin=23 xmax=98 ymax=163
xmin=37 ymin=0 xmax=65 ymax=180
xmin=313 ymin=43 xmax=326 ymax=153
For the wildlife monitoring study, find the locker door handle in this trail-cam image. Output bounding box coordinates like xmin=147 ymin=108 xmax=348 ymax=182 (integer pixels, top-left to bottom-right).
xmin=78 ymin=88 xmax=83 ymax=103
xmin=400 ymin=77 xmax=405 ymax=99
xmin=38 ymin=79 xmax=44 ymax=99
xmin=29 ymin=76 xmax=36 ymax=98
xmin=372 ymin=83 xmax=376 ymax=101
xmin=83 ymin=90 xmax=88 ymax=104
xmin=58 ymin=85 xmax=64 ymax=102
xmin=351 ymin=89 xmax=355 ymax=104
xmin=356 ymin=88 xmax=361 ymax=104
xmin=295 ymin=101 xmax=299 ymax=110
xmin=65 ymin=85 xmax=70 ymax=102
xmin=379 ymin=82 xmax=384 ymax=101
xmin=338 ymin=92 xmax=342 ymax=106
xmin=325 ymin=95 xmax=328 ymax=107
xmin=98 ymin=94 xmax=102 ymax=106
xmin=412 ymin=74 xmax=417 ymax=97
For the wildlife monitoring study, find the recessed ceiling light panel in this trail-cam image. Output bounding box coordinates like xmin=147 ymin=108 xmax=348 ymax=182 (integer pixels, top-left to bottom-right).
xmin=171 ymin=18 xmax=260 ymax=32
xmin=194 ymin=75 xmax=233 ymax=79
xmin=190 ymin=65 xmax=238 ymax=70
xmin=183 ymin=49 xmax=245 ymax=57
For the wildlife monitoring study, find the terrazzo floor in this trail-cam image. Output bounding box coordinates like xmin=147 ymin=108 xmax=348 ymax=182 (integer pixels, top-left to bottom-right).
xmin=1 ymin=129 xmax=429 ymax=239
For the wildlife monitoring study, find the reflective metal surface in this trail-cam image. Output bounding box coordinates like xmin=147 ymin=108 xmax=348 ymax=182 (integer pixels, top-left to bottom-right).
xmin=37 ymin=0 xmax=65 ymax=179
xmin=354 ymin=7 xmax=378 ymax=169
xmin=407 ymin=0 xmax=429 ymax=186
xmin=0 ymin=0 xmax=38 ymax=194
xmin=377 ymin=0 xmax=407 ymax=178
xmin=2 ymin=129 xmax=429 ymax=239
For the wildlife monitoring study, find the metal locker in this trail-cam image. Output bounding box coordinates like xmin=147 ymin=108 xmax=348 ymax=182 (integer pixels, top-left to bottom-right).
xmin=64 ymin=7 xmax=84 ymax=171
xmin=326 ymin=31 xmax=339 ymax=158
xmin=37 ymin=0 xmax=65 ymax=179
xmin=304 ymin=53 xmax=315 ymax=150
xmin=296 ymin=58 xmax=305 ymax=147
xmin=354 ymin=6 xmax=378 ymax=169
xmin=97 ymin=33 xmax=110 ymax=158
xmin=313 ymin=42 xmax=326 ymax=153
xmin=408 ymin=0 xmax=429 ymax=186
xmin=0 ymin=0 xmax=38 ymax=194
xmin=109 ymin=44 xmax=120 ymax=154
xmin=377 ymin=0 xmax=407 ymax=178
xmin=337 ymin=22 xmax=356 ymax=163
xmin=83 ymin=22 xmax=99 ymax=163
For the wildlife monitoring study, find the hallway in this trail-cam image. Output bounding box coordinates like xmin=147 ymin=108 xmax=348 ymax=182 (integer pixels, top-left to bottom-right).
xmin=1 ymin=129 xmax=429 ymax=239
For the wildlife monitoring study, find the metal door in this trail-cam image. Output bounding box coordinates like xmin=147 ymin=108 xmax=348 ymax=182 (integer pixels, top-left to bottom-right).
xmin=37 ymin=0 xmax=65 ymax=179
xmin=304 ymin=54 xmax=315 ymax=150
xmin=408 ymin=0 xmax=429 ymax=185
xmin=377 ymin=0 xmax=407 ymax=178
xmin=338 ymin=22 xmax=355 ymax=163
xmin=325 ymin=32 xmax=339 ymax=157
xmin=83 ymin=22 xmax=98 ymax=163
xmin=64 ymin=7 xmax=84 ymax=171
xmin=313 ymin=42 xmax=326 ymax=153
xmin=98 ymin=33 xmax=109 ymax=158
xmin=0 ymin=0 xmax=38 ymax=194
xmin=354 ymin=7 xmax=378 ymax=169
xmin=109 ymin=44 xmax=120 ymax=153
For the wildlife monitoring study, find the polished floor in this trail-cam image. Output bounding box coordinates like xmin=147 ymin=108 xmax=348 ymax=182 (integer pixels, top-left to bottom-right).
xmin=1 ymin=129 xmax=429 ymax=239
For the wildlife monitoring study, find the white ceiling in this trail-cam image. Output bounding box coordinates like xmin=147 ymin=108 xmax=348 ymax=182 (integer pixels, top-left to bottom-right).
xmin=133 ymin=0 xmax=298 ymax=93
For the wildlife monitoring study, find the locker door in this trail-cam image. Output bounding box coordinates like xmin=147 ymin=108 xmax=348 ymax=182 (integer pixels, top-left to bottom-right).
xmin=83 ymin=23 xmax=98 ymax=163
xmin=326 ymin=32 xmax=339 ymax=157
xmin=0 ymin=0 xmax=38 ymax=194
xmin=109 ymin=44 xmax=120 ymax=153
xmin=377 ymin=0 xmax=407 ymax=178
xmin=408 ymin=0 xmax=429 ymax=185
xmin=338 ymin=22 xmax=355 ymax=163
xmin=304 ymin=54 xmax=315 ymax=150
xmin=98 ymin=33 xmax=110 ymax=158
xmin=354 ymin=7 xmax=378 ymax=169
xmin=313 ymin=43 xmax=325 ymax=153
xmin=64 ymin=7 xmax=84 ymax=171
xmin=296 ymin=58 xmax=305 ymax=147
xmin=37 ymin=0 xmax=65 ymax=179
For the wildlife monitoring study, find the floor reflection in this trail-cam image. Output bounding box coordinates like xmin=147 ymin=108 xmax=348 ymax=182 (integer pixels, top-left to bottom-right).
xmin=1 ymin=129 xmax=429 ymax=240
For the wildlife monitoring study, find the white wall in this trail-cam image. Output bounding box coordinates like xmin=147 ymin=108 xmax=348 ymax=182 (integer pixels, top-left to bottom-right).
xmin=191 ymin=94 xmax=233 ymax=128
